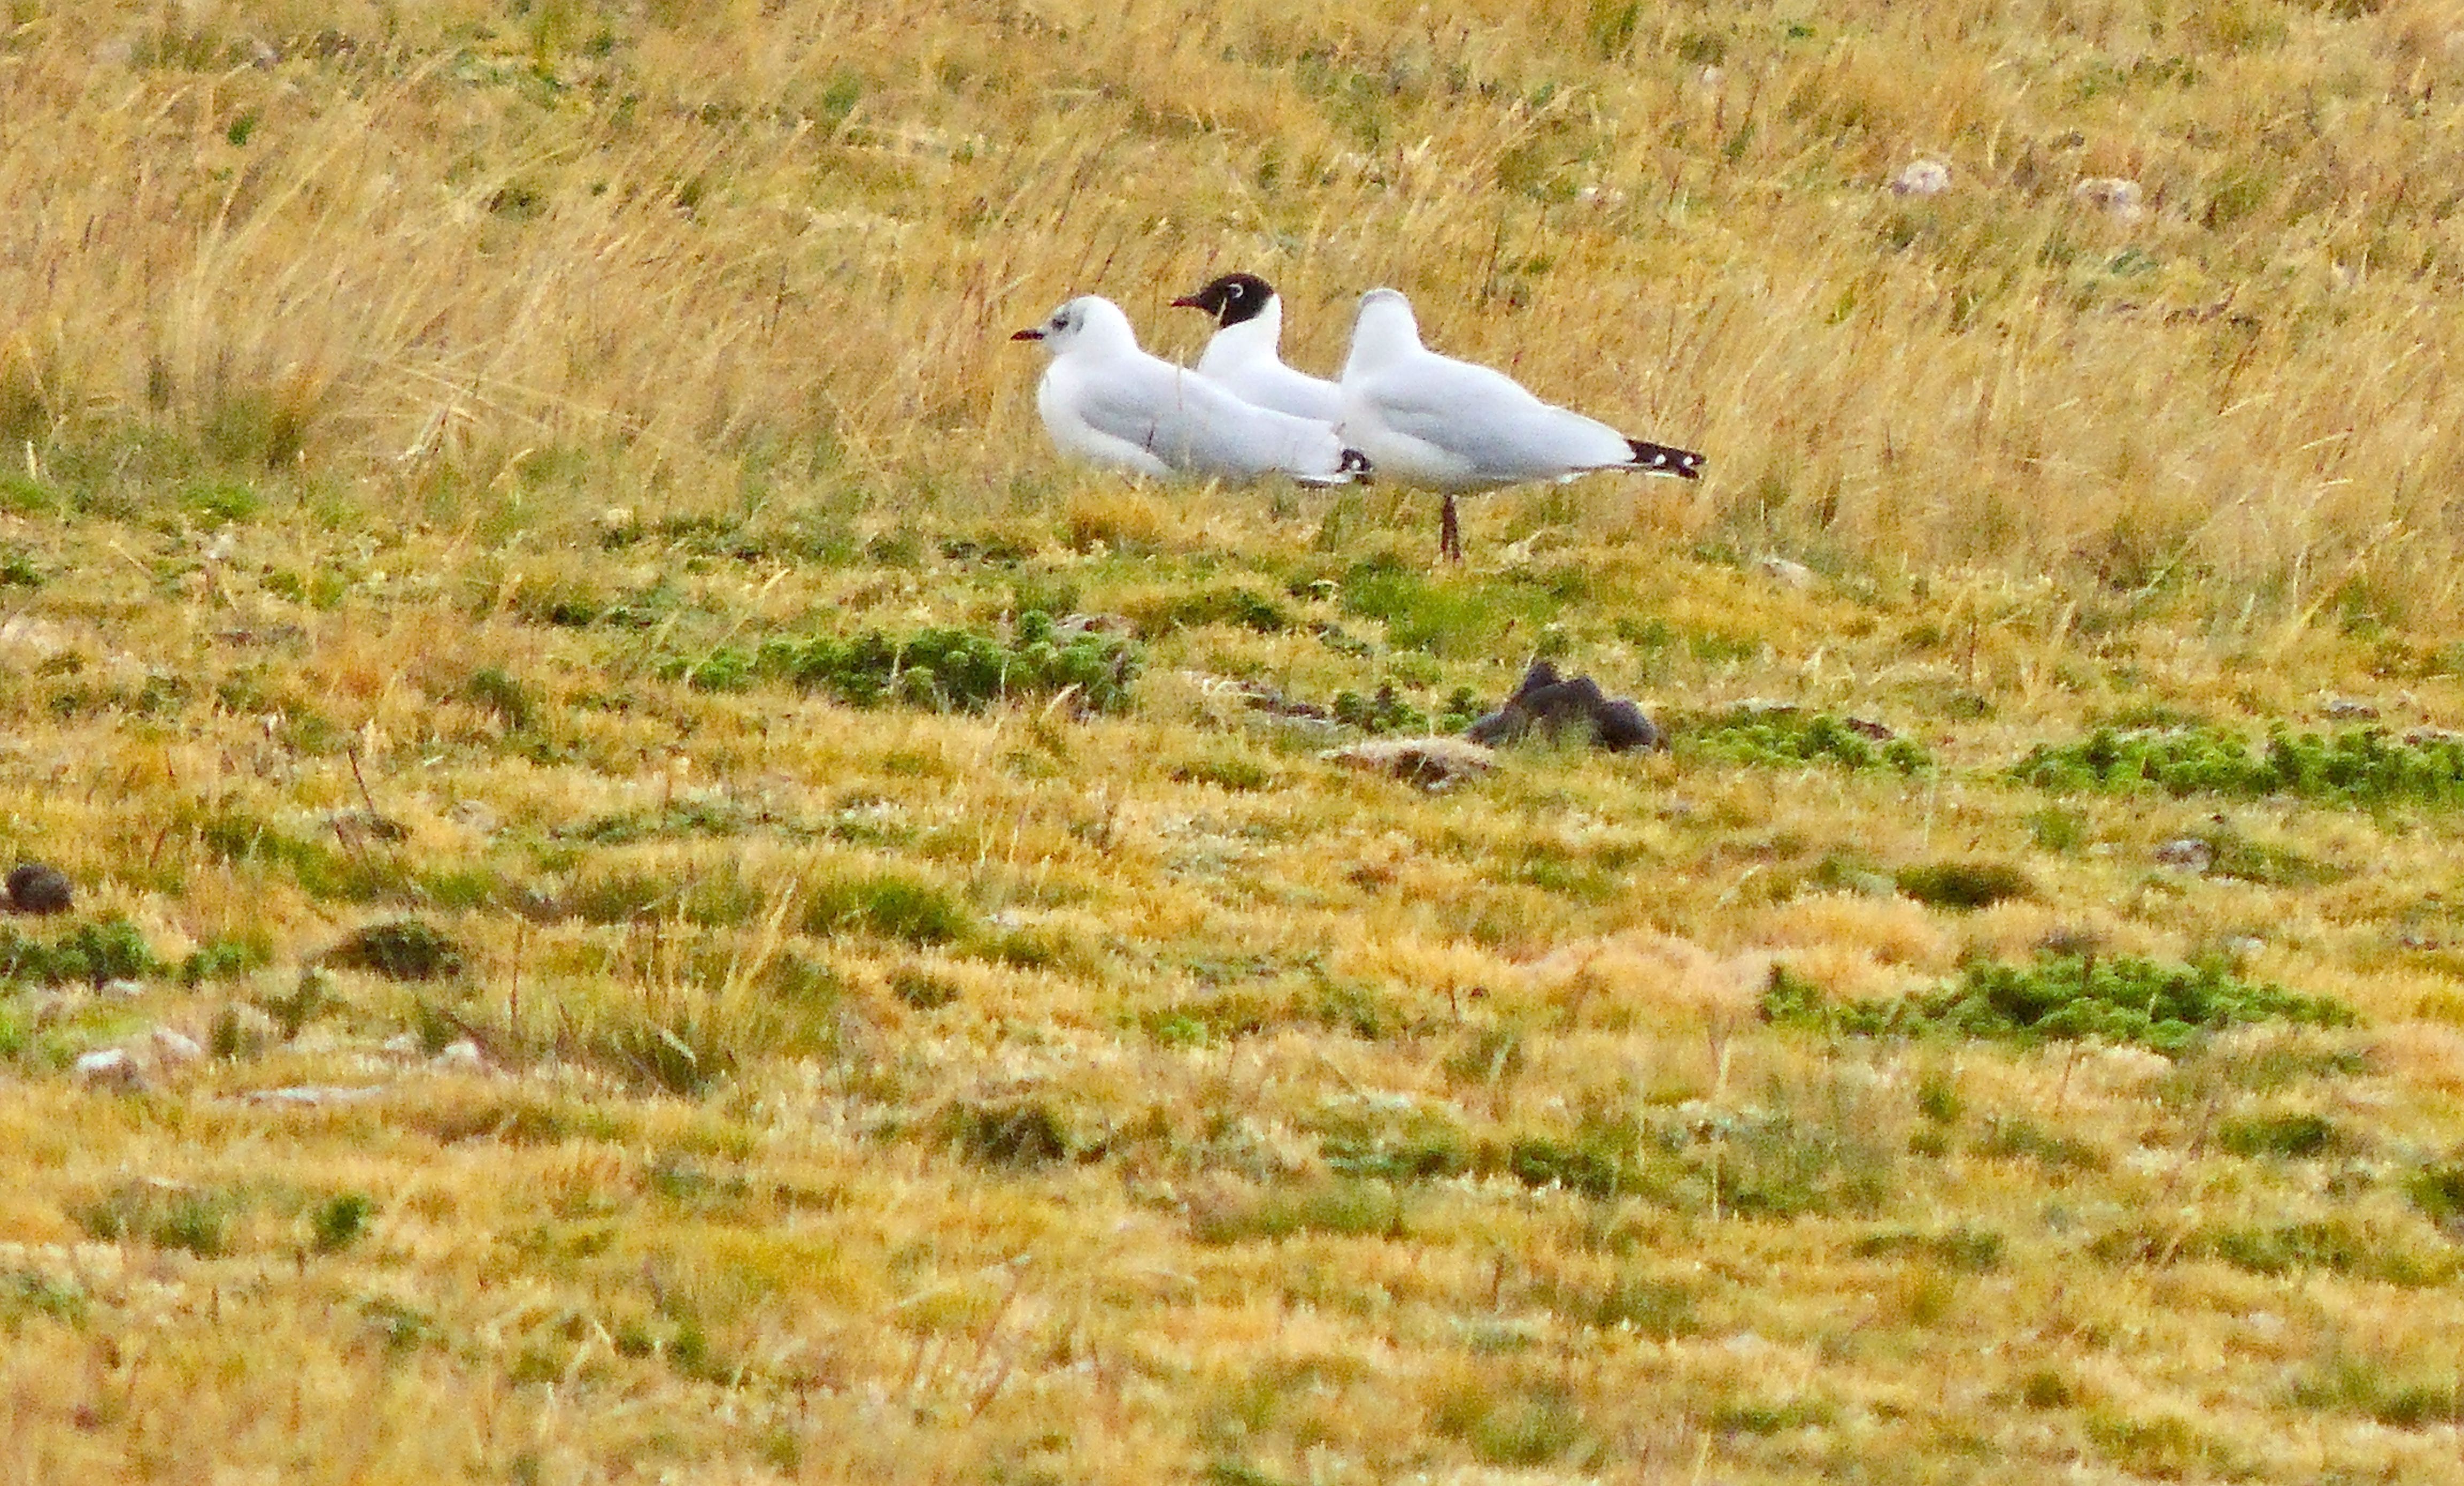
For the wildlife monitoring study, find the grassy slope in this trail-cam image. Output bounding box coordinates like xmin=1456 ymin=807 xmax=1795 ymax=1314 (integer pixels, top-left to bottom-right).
xmin=4 ymin=1 xmax=2464 ymax=1481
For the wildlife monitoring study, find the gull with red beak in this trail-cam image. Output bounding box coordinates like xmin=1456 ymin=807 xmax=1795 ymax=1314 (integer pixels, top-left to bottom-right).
xmin=1170 ymin=272 xmax=1343 ymax=425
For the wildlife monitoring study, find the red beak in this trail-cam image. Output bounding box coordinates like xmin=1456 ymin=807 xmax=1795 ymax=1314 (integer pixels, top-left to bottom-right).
xmin=1168 ymin=294 xmax=1203 ymax=309
xmin=1010 ymin=328 xmax=1044 ymax=341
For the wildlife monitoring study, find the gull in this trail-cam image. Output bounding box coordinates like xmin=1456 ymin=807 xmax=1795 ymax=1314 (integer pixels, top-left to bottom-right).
xmin=1169 ymin=272 xmax=1343 ymax=424
xmin=1012 ymin=295 xmax=1368 ymax=486
xmin=1338 ymin=287 xmax=1703 ymax=560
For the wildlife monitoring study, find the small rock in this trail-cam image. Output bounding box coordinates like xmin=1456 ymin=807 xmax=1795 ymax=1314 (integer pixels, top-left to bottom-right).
xmin=1890 ymin=159 xmax=1952 ymax=197
xmin=2325 ymin=697 xmax=2380 ymax=721
xmin=5 ymin=861 xmax=73 ymax=915
xmin=1323 ymin=737 xmax=1497 ymax=791
xmin=73 ymin=1048 xmax=148 ymax=1094
xmin=99 ymin=978 xmax=145 ymax=1000
xmin=1755 ymin=555 xmax=1815 ymax=589
xmin=149 ymin=1029 xmax=205 ymax=1068
xmin=243 ymin=1084 xmax=388 ymax=1106
xmin=1843 ymin=717 xmax=1896 ymax=741
xmin=433 ymin=1039 xmax=486 ymax=1071
xmin=1056 ymin=612 xmax=1138 ymax=638
xmin=330 ymin=810 xmax=408 ymax=845
xmin=2153 ymin=837 xmax=2214 ymax=873
xmin=2073 ymin=176 xmax=2146 ymax=221
xmin=1239 ymin=683 xmax=1332 ymax=721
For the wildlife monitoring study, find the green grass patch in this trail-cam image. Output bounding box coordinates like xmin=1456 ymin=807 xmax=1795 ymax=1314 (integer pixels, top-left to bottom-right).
xmin=1120 ymin=585 xmax=1293 ymax=635
xmin=803 ymin=871 xmax=972 ymax=944
xmin=0 ymin=1269 xmax=88 ymax=1329
xmin=2091 ymin=1219 xmax=2453 ymax=1286
xmin=1711 ymin=1397 xmax=1835 ymax=1436
xmin=1336 ymin=557 xmax=1556 ymax=658
xmin=1851 ymin=1226 xmax=2005 ymax=1272
xmin=73 ymin=1181 xmax=237 ymax=1257
xmin=1504 ymin=1110 xmax=1894 ymax=1218
xmin=1312 ymin=1102 xmax=1476 ymax=1182
xmin=195 ymin=810 xmax=407 ymax=900
xmin=1430 ymin=1384 xmax=1590 ymax=1467
xmin=1530 ymin=1272 xmax=1698 ymax=1337
xmin=2216 ymin=1111 xmax=2340 ymax=1158
xmin=2293 ymin=1355 xmax=2464 ymax=1428
xmin=1190 ymin=1178 xmax=1407 ymax=1244
xmin=2013 ymin=725 xmax=2464 ymax=805
xmin=1764 ymin=954 xmax=2354 ymax=1056
xmin=1973 ymin=1117 xmax=2108 ymax=1171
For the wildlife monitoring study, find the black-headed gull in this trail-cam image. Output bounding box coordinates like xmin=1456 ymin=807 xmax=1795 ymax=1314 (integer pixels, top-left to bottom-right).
xmin=1169 ymin=273 xmax=1343 ymax=425
xmin=1339 ymin=287 xmax=1703 ymax=560
xmin=1012 ymin=295 xmax=1368 ymax=487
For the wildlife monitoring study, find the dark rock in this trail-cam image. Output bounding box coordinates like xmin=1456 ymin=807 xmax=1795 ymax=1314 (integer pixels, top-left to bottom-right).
xmin=1592 ymin=699 xmax=1662 ymax=752
xmin=1464 ymin=659 xmax=1664 ymax=753
xmin=6 ymin=862 xmax=74 ymax=915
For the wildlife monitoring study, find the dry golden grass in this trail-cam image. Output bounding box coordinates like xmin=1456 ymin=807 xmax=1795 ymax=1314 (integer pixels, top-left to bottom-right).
xmin=5 ymin=1 xmax=2464 ymax=1482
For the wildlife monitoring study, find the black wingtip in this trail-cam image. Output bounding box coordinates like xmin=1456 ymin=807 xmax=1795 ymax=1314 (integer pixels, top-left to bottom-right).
xmin=1339 ymin=448 xmax=1374 ymax=482
xmin=1628 ymin=440 xmax=1705 ymax=480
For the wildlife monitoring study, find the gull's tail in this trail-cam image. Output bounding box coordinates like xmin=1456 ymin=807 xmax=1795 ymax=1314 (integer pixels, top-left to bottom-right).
xmin=1297 ymin=448 xmax=1375 ymax=488
xmin=1627 ymin=440 xmax=1705 ymax=479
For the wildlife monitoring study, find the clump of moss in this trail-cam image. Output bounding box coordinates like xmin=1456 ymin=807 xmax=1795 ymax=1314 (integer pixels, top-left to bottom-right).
xmin=1331 ymin=683 xmax=1428 ymax=734
xmin=940 ymin=1099 xmax=1075 ymax=1169
xmin=1764 ymin=953 xmax=2354 ymax=1055
xmin=1674 ymin=706 xmax=1930 ymax=773
xmin=0 ymin=919 xmax=161 ymax=988
xmin=1895 ymin=860 xmax=2035 ymax=910
xmin=324 ymin=919 xmax=466 ymax=981
xmin=671 ymin=612 xmax=1139 ymax=713
xmin=2012 ymin=725 xmax=2464 ymax=805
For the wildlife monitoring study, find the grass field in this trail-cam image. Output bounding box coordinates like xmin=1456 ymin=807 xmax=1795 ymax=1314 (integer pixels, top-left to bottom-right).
xmin=5 ymin=1 xmax=2464 ymax=1481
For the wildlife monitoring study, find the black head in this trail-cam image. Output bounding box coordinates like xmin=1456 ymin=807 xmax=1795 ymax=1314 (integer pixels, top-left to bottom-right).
xmin=1169 ymin=272 xmax=1277 ymax=328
